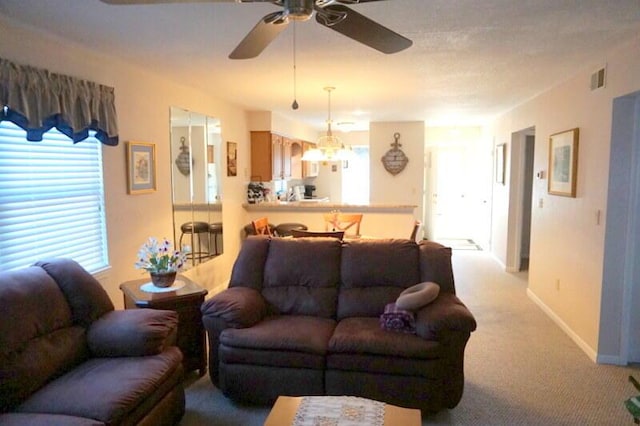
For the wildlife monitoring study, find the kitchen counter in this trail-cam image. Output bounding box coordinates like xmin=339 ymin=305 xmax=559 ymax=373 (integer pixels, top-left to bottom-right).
xmin=243 ymin=202 xmax=418 ymax=239
xmin=243 ymin=201 xmax=416 ymax=213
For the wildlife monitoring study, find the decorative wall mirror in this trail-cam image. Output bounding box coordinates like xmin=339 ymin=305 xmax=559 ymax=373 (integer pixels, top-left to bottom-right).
xmin=170 ymin=107 xmax=223 ymax=266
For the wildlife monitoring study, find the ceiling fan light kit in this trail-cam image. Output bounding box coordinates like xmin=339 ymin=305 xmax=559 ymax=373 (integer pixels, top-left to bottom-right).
xmin=100 ymin=0 xmax=413 ymax=59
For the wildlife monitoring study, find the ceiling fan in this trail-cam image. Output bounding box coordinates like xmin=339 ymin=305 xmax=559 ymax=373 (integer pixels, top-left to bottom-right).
xmin=100 ymin=0 xmax=413 ymax=59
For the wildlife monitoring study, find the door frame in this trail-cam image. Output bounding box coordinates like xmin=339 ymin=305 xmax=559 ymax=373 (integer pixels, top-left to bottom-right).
xmin=505 ymin=127 xmax=535 ymax=272
xmin=601 ymin=92 xmax=640 ymax=364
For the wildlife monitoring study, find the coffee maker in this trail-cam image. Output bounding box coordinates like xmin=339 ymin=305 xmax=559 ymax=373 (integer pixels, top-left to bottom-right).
xmin=303 ymin=185 xmax=316 ymax=199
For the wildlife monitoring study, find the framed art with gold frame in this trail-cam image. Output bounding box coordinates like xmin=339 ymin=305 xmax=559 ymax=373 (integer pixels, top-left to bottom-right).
xmin=548 ymin=128 xmax=579 ymax=197
xmin=127 ymin=141 xmax=157 ymax=194
xmin=227 ymin=141 xmax=237 ymax=177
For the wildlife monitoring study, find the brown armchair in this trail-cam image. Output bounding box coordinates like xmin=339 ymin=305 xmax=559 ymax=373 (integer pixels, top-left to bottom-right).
xmin=0 ymin=259 xmax=185 ymax=425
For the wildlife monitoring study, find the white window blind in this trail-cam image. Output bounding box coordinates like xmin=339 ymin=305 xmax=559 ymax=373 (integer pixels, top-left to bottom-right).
xmin=0 ymin=120 xmax=109 ymax=272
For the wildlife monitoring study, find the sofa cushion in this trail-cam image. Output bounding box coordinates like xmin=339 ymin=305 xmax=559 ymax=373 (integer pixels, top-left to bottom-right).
xmin=327 ymin=317 xmax=443 ymax=377
xmin=262 ymin=238 xmax=342 ymax=318
xmin=16 ymin=347 xmax=183 ymax=424
xmin=34 ymin=259 xmax=114 ymax=326
xmin=220 ymin=316 xmax=335 ymax=371
xmin=229 ymin=236 xmax=271 ymax=290
xmin=329 ymin=317 xmax=441 ymax=359
xmin=87 ymin=309 xmax=178 ymax=357
xmin=220 ymin=315 xmax=336 ymax=356
xmin=418 ymin=241 xmax=456 ymax=294
xmin=338 ymin=239 xmax=420 ymax=319
xmin=0 ymin=413 xmax=104 ymax=425
xmin=0 ymin=267 xmax=88 ymax=412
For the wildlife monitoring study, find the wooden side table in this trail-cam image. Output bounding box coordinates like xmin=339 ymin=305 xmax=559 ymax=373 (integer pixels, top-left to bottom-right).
xmin=119 ymin=275 xmax=208 ymax=376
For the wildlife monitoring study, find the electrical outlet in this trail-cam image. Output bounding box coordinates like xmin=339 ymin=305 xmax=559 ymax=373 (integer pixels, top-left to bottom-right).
xmin=555 ymin=279 xmax=560 ymax=291
xmin=538 ymin=198 xmax=544 ymax=208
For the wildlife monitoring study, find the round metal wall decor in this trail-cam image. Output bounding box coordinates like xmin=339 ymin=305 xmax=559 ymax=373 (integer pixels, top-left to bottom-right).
xmin=381 ymin=132 xmax=409 ymax=175
xmin=175 ymin=137 xmax=192 ymax=176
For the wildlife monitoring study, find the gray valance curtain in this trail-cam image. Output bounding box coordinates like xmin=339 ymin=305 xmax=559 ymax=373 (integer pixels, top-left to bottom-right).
xmin=0 ymin=57 xmax=118 ymax=146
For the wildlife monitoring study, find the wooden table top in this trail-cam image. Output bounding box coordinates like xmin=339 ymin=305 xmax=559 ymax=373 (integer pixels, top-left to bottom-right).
xmin=119 ymin=275 xmax=207 ymax=307
xmin=263 ymin=396 xmax=421 ymax=426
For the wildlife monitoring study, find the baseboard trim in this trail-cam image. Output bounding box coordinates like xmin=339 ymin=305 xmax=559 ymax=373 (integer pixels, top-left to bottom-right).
xmin=597 ymin=354 xmax=624 ymax=365
xmin=490 ymin=252 xmax=507 ymax=270
xmin=526 ymin=288 xmax=600 ymax=364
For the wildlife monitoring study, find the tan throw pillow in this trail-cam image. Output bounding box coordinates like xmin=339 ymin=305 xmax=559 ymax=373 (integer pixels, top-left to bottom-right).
xmin=396 ymin=281 xmax=440 ymax=311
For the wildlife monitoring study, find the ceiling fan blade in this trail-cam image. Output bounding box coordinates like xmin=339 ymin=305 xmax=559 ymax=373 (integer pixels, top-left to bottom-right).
xmin=229 ymin=11 xmax=289 ymax=59
xmin=100 ymin=0 xmax=269 ymax=4
xmin=100 ymin=0 xmax=235 ymax=4
xmin=315 ymin=4 xmax=412 ymax=54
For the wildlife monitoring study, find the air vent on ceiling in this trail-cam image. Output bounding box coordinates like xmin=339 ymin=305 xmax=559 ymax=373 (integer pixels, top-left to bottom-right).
xmin=590 ymin=66 xmax=606 ymax=91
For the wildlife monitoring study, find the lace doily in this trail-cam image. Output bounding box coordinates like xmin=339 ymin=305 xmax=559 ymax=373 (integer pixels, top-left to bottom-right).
xmin=292 ymin=396 xmax=385 ymax=426
xmin=139 ymin=280 xmax=186 ymax=293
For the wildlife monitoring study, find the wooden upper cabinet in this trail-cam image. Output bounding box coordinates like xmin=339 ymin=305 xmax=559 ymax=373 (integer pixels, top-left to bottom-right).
xmin=272 ymin=134 xmax=284 ymax=180
xmin=290 ymin=140 xmax=303 ymax=179
xmin=251 ymin=131 xmax=302 ymax=181
xmin=281 ymin=137 xmax=293 ymax=179
xmin=250 ymin=131 xmax=274 ymax=181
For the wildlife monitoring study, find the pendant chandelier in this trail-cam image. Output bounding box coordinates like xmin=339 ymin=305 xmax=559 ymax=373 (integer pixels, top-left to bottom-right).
xmin=302 ymin=87 xmax=353 ymax=162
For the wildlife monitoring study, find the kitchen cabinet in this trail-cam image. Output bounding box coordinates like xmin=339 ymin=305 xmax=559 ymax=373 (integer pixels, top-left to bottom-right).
xmin=251 ymin=131 xmax=281 ymax=181
xmin=290 ymin=139 xmax=303 ymax=179
xmin=251 ymin=131 xmax=303 ymax=181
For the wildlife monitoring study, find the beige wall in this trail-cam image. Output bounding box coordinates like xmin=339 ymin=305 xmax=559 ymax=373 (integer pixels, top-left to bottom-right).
xmin=488 ymin=34 xmax=640 ymax=361
xmin=1 ymin=17 xmax=250 ymax=307
xmin=370 ymin=122 xmax=425 ymax=221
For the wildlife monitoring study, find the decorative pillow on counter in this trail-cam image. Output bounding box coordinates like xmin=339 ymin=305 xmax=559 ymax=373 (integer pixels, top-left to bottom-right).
xmin=396 ymin=281 xmax=440 ymax=311
xmin=379 ymin=303 xmax=416 ymax=334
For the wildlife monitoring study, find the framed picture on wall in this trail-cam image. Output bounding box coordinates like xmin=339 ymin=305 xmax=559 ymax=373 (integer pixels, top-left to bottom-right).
xmin=548 ymin=128 xmax=579 ymax=197
xmin=126 ymin=141 xmax=156 ymax=194
xmin=495 ymin=143 xmax=506 ymax=184
xmin=227 ymin=141 xmax=237 ymax=177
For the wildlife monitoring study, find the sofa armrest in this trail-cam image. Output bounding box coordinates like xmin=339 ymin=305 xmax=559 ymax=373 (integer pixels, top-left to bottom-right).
xmin=201 ymin=287 xmax=267 ymax=329
xmin=87 ymin=309 xmax=178 ymax=357
xmin=415 ymin=292 xmax=477 ymax=340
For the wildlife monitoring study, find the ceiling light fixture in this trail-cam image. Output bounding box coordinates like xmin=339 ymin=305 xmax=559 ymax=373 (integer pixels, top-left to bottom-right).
xmin=302 ymin=87 xmax=354 ymax=162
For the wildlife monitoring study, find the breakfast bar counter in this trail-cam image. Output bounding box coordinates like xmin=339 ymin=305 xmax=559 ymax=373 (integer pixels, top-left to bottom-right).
xmin=243 ymin=202 xmax=418 ymax=239
xmin=243 ymin=201 xmax=416 ymax=214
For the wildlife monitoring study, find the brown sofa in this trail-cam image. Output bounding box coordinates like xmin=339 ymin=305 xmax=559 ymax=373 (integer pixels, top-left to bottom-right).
xmin=0 ymin=259 xmax=185 ymax=425
xmin=201 ymin=236 xmax=477 ymax=412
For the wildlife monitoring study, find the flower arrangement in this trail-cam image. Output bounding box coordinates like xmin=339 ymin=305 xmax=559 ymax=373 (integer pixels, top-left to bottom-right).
xmin=134 ymin=237 xmax=190 ymax=274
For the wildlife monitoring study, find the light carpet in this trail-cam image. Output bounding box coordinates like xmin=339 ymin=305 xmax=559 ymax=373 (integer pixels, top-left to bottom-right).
xmin=180 ymin=250 xmax=640 ymax=425
xmin=433 ymin=238 xmax=483 ymax=251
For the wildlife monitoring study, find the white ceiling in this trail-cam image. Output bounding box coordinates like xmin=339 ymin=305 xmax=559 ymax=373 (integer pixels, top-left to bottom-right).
xmin=2 ymin=0 xmax=640 ymax=130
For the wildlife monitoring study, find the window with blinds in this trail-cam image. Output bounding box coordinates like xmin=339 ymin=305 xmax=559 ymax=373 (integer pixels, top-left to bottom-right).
xmin=0 ymin=120 xmax=109 ymax=273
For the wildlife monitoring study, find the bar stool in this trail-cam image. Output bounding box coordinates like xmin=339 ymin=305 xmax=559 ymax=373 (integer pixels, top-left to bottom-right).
xmin=208 ymin=222 xmax=223 ymax=256
xmin=274 ymin=222 xmax=308 ymax=237
xmin=179 ymin=221 xmax=209 ymax=265
xmin=243 ymin=222 xmax=277 ymax=238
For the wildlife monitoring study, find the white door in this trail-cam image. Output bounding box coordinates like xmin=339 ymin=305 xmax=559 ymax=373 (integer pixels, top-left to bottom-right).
xmin=431 ymin=140 xmax=492 ymax=246
xmin=431 ymin=146 xmax=472 ymax=240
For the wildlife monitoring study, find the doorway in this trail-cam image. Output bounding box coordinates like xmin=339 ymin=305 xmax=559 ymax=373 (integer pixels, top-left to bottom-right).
xmin=506 ymin=127 xmax=535 ymax=272
xmin=520 ymin=135 xmax=535 ymax=270
xmin=427 ymin=130 xmax=492 ymax=249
